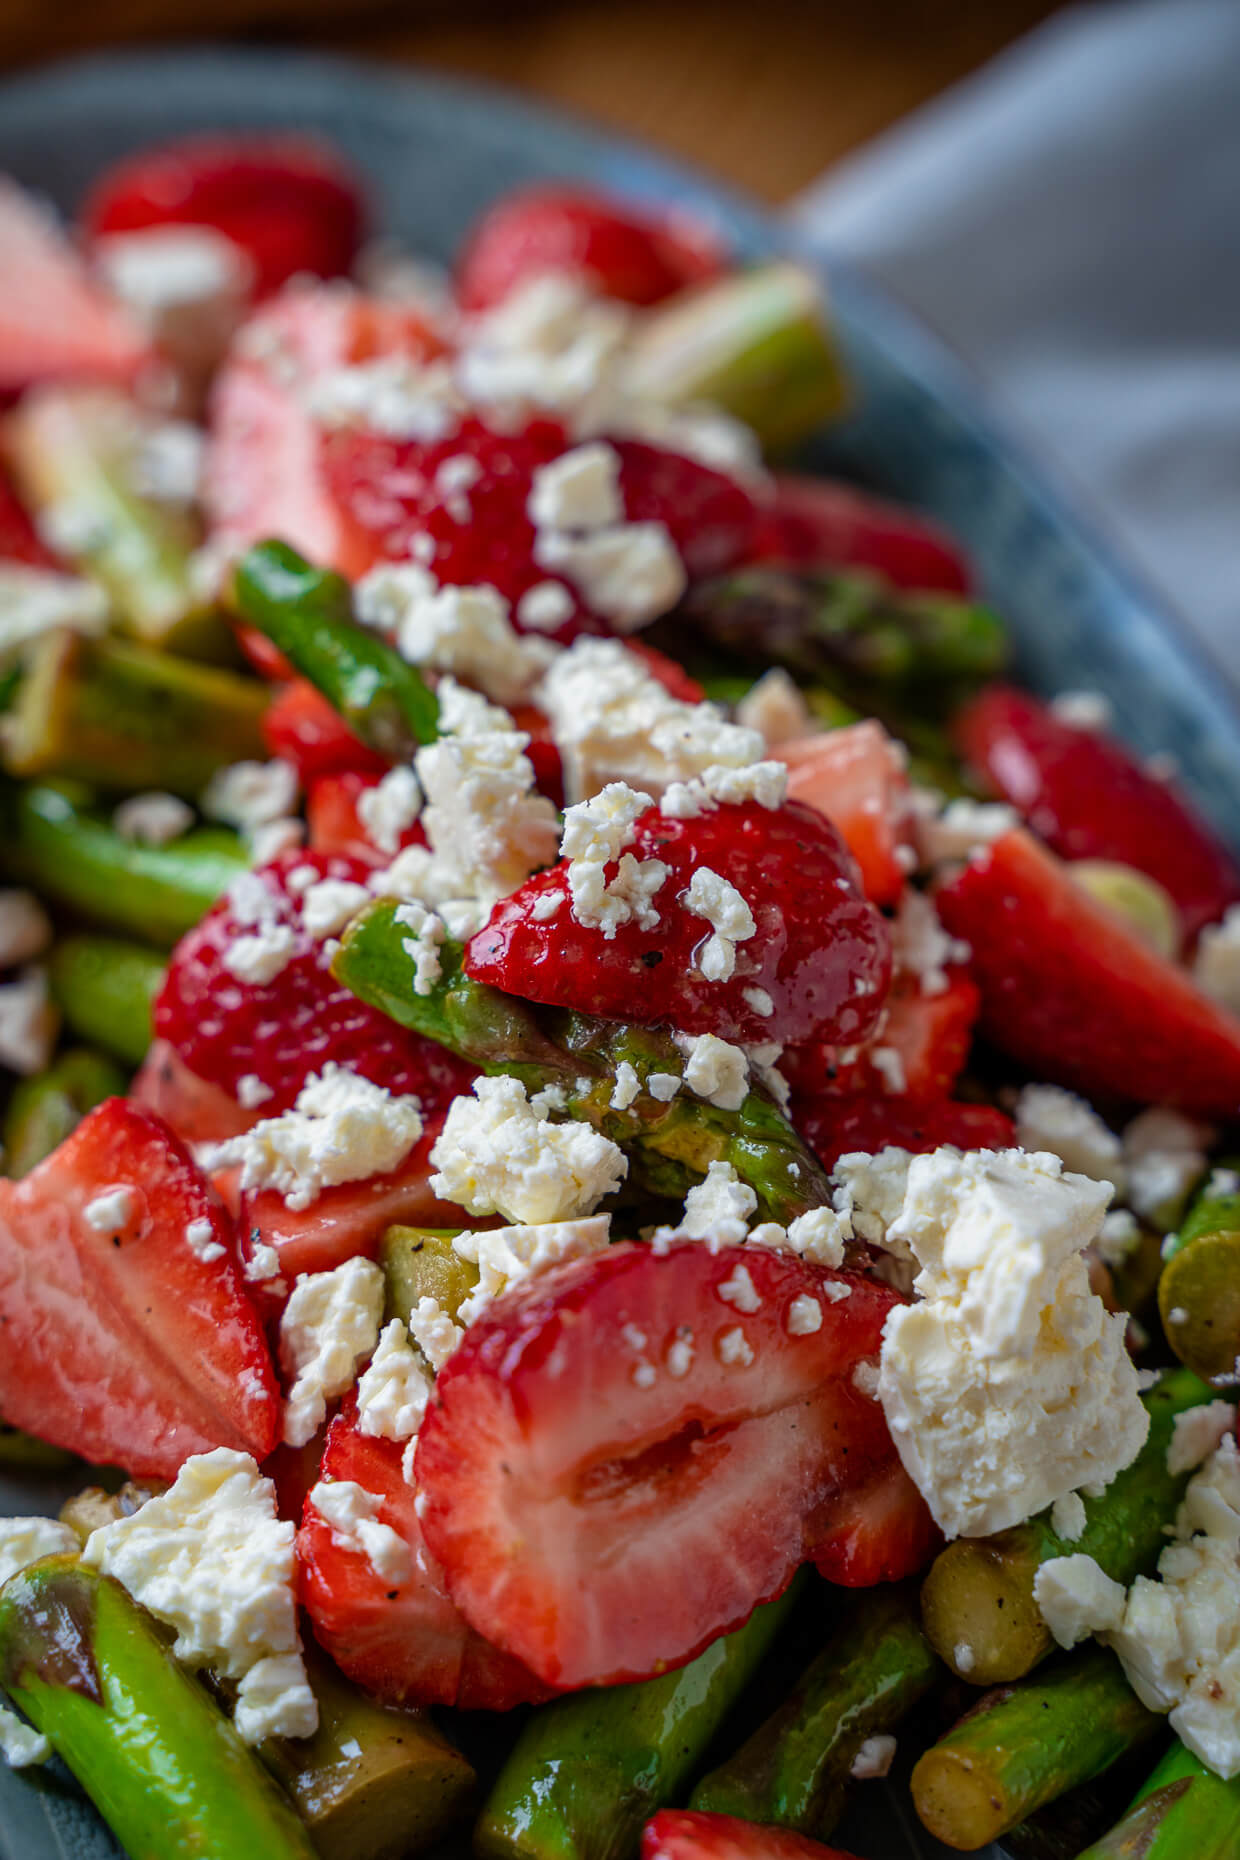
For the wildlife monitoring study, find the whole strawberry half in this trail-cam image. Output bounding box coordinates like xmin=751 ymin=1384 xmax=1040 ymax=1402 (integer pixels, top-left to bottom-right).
xmin=415 ymin=1240 xmax=904 ymax=1690
xmin=298 ymin=1404 xmax=553 ymax=1712
xmin=0 ymin=1099 xmax=279 ymax=1479
xmin=642 ymin=1809 xmax=862 ymax=1860
xmin=466 ymin=798 xmax=891 ymax=1047
xmin=154 ymin=847 xmax=473 ymax=1115
xmin=456 ymin=184 xmax=725 ymax=311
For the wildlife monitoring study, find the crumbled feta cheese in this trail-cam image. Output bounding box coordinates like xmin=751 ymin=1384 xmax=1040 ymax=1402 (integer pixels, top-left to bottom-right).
xmin=430 ymin=1075 xmax=626 ymax=1224
xmin=534 ymin=521 xmax=685 ymax=633
xmin=717 ymin=1262 xmax=762 ymax=1314
xmin=356 ymin=1319 xmax=432 ymax=1442
xmin=111 ymin=790 xmax=195 ymax=847
xmin=221 ymin=922 xmax=299 ymax=986
xmin=81 ymin=1448 xmax=315 ymax=1745
xmin=0 ymin=1516 xmax=79 ymax=1588
xmin=517 ymin=579 xmax=576 ymax=632
xmin=666 ymin=1332 xmax=695 ymax=1378
xmin=202 ymin=758 xmax=299 ymax=832
xmin=94 ymin=225 xmax=251 ymax=378
xmin=1195 ymin=906 xmax=1240 ymax=1014
xmin=561 ymin=782 xmax=666 ymax=936
xmin=0 ymin=565 xmax=109 ymax=655
xmin=718 ymin=1326 xmax=755 ymax=1367
xmin=0 ymin=890 xmax=51 ymax=969
xmin=236 ymin=1074 xmax=273 ymax=1110
xmin=244 ymin=1240 xmax=281 ymax=1283
xmin=675 ymin=1031 xmax=749 ymax=1110
xmin=0 ymin=1707 xmax=49 ymax=1769
xmin=1123 ymin=1107 xmax=1211 ymax=1219
xmin=408 ymin=1294 xmax=464 ymax=1372
xmin=661 ymin=760 xmax=788 ymax=819
xmin=784 ymin=1204 xmax=849 ymax=1268
xmin=457 ymin=273 xmax=631 ymax=415
xmin=1051 ymin=689 xmax=1113 ymax=730
xmin=1033 ymin=1552 xmax=1127 ymax=1648
xmin=912 ymin=792 xmax=1018 ymax=868
xmin=278 ymin=1256 xmax=385 ymax=1447
xmin=0 ymin=968 xmax=58 ymax=1075
xmin=308 ymin=355 xmax=465 ymax=442
xmin=1096 ymin=1208 xmax=1141 ymax=1267
xmin=83 ymin=1184 xmax=138 ymax=1233
xmin=1014 ymin=1084 xmax=1126 ymax=1191
xmin=787 ymin=1292 xmax=824 ymax=1335
xmin=538 ymin=636 xmax=766 ymax=803
xmin=850 ymin=1734 xmax=897 ymax=1780
xmin=869 ymin=1046 xmax=907 ymax=1095
xmin=185 ymin=1215 xmax=225 ymax=1264
xmin=199 ymin=1065 xmax=424 ymax=1212
xmin=248 ymin=817 xmax=304 ymax=866
xmin=611 ymin=1062 xmax=641 ymax=1110
xmin=393 ymin=900 xmax=446 ymax=996
xmin=853 ymin=1360 xmax=881 ymax=1397
xmin=878 ymin=1148 xmax=1148 ymax=1539
xmin=1051 ymin=1491 xmax=1088 ymax=1542
xmin=300 ymin=877 xmax=371 ymax=942
xmin=831 ymin=1148 xmax=913 ymax=1250
xmin=452 ymin=1215 xmax=611 ymax=1324
xmin=1209 ymin=1167 xmax=1240 ymax=1197
xmin=527 ymin=441 xmax=623 ymax=531
xmin=735 ymin=668 xmax=814 ymax=747
xmin=355 ymin=565 xmax=553 ymax=706
xmin=890 ymin=890 xmax=970 ymax=996
xmin=308 ymin=1479 xmax=412 ymax=1587
xmin=743 ymin=985 xmax=775 ymax=1018
xmin=648 ymin=1072 xmax=682 ymax=1102
xmin=355 ymin=764 xmax=423 ymax=856
xmin=1167 ymin=1402 xmax=1237 ymax=1477
xmin=131 ymin=419 xmax=205 ymax=505
xmin=683 ymin=866 xmax=755 ymax=982
xmin=675 ymin=1160 xmax=758 ymax=1248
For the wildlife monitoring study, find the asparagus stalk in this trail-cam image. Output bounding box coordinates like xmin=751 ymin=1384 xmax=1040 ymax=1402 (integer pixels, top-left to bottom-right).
xmin=621 ymin=263 xmax=850 ymax=450
xmin=910 ymin=1646 xmax=1160 ymax=1850
xmin=2 ymin=1045 xmax=127 ymax=1177
xmin=690 ymin=1585 xmax=938 ymax=1835
xmin=381 ymin=1226 xmax=480 ymax=1329
xmin=7 ymin=385 xmax=227 ymax=658
xmin=1074 ymin=1738 xmax=1240 ymax=1859
xmin=475 ymin=1579 xmax=804 ymax=1860
xmin=334 ymin=913 xmax=832 ymax=1223
xmin=920 ymin=1366 xmax=1215 ymax=1684
xmin=47 ymin=934 xmax=165 ymax=1066
xmin=0 ymin=1556 xmax=318 ymax=1859
xmin=1158 ymin=1167 xmax=1240 ymax=1385
xmin=231 ymin=541 xmax=439 ymax=757
xmin=2 ymin=627 xmax=268 ymax=795
xmin=0 ymin=779 xmax=246 ymax=945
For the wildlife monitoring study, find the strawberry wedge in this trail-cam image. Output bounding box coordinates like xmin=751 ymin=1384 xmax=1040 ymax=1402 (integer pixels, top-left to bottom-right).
xmin=643 ymin=1809 xmax=862 ymax=1860
xmin=936 ymin=827 xmax=1240 ymax=1115
xmin=0 ymin=1099 xmax=279 ymax=1478
xmin=778 ymin=721 xmax=914 ymax=907
xmin=416 ymin=1241 xmax=903 ymax=1691
xmin=298 ymin=1407 xmax=552 ymax=1711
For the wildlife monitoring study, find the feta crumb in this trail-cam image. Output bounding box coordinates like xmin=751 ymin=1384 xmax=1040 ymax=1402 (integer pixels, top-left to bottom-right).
xmin=0 ymin=890 xmax=51 ymax=970
xmin=878 ymin=1148 xmax=1148 ymax=1539
xmin=786 ymin=1292 xmax=823 ymax=1336
xmin=718 ymin=1325 xmax=755 ymax=1367
xmin=1096 ymin=1208 xmax=1141 ymax=1267
xmin=83 ymin=1185 xmax=138 ymax=1233
xmin=0 ymin=1707 xmax=49 ymax=1769
xmin=393 ymin=900 xmax=446 ymax=996
xmin=408 ymin=1294 xmax=464 ymax=1372
xmin=279 ymin=1256 xmax=385 ymax=1447
xmin=891 ymin=890 xmax=970 ymax=995
xmin=853 ymin=1360 xmax=881 ymax=1397
xmin=244 ymin=1240 xmax=281 ymax=1284
xmin=677 ymin=1031 xmax=749 ymax=1110
xmin=735 ymin=667 xmax=814 ymax=747
xmin=1033 ymin=1552 xmax=1127 ymax=1647
xmin=676 ymin=1160 xmax=758 ymax=1248
xmin=430 ymin=1075 xmax=626 ymax=1224
xmin=1195 ymin=905 xmax=1240 ymax=1014
xmin=202 ymin=758 xmax=299 ymax=832
xmin=1123 ymin=1107 xmax=1211 ymax=1219
xmin=248 ymin=817 xmax=305 ymax=866
xmin=458 ymin=272 xmax=631 ymax=415
xmin=0 ymin=564 xmax=109 ymax=654
xmin=1167 ymin=1401 xmax=1237 ymax=1477
xmin=1014 ymin=1084 xmax=1126 ymax=1191
xmin=743 ymin=986 xmax=775 ymax=1018
xmin=356 ymin=764 xmax=423 ymax=856
xmin=561 ymin=781 xmax=666 ymax=937
xmin=850 ymin=1734 xmax=897 ymax=1780
xmin=309 ymin=354 xmax=465 ymax=442
xmin=831 ymin=1147 xmax=913 ymax=1250
xmin=0 ymin=1515 xmax=79 ymax=1588
xmin=785 ymin=1205 xmax=849 ymax=1268
xmin=869 ymin=1045 xmax=907 ymax=1095
xmin=111 ymin=791 xmax=194 ymax=848
xmin=356 ymin=1319 xmax=432 ymax=1442
xmin=527 ymin=441 xmax=623 ymax=531
xmin=0 ymin=968 xmax=58 ymax=1075
xmin=184 ymin=1215 xmax=225 ymax=1264
xmin=683 ymin=866 xmax=755 ymax=982
xmin=236 ymin=1074 xmax=273 ymax=1109
xmin=308 ymin=1479 xmax=412 ymax=1587
xmin=534 ymin=521 xmax=685 ymax=632
xmin=1051 ymin=689 xmax=1113 ymax=730
xmin=82 ymin=1449 xmax=315 ymax=1745
xmin=131 ymin=420 xmax=205 ymax=505
xmin=1051 ymin=1491 xmax=1088 ymax=1542
xmin=611 ymin=1061 xmax=641 ymax=1110
xmin=660 ymin=760 xmax=787 ymax=819
xmin=717 ymin=1262 xmax=762 ymax=1314
xmin=200 ymin=1066 xmax=423 ymax=1212
xmin=300 ymin=877 xmax=371 ymax=941
xmin=912 ymin=792 xmax=1018 ymax=869
xmin=666 ymin=1333 xmax=695 ymax=1378
xmin=221 ymin=922 xmax=299 ymax=986
xmin=94 ymin=225 xmax=251 ymax=379
xmin=648 ymin=1072 xmax=682 ymax=1102
xmin=453 ymin=1215 xmax=611 ymax=1324
xmin=517 ymin=579 xmax=576 ymax=633
xmin=356 ymin=565 xmax=553 ymax=707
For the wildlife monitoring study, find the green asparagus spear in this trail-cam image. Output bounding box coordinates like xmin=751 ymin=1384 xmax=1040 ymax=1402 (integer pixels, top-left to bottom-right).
xmin=920 ymin=1366 xmax=1215 ymax=1684
xmin=1158 ymin=1166 xmax=1240 ymax=1385
xmin=622 ymin=263 xmax=850 ymax=451
xmin=334 ymin=912 xmax=831 ymax=1223
xmin=2 ymin=1046 xmax=127 ymax=1176
xmin=476 ymin=1579 xmax=804 ymax=1860
xmin=7 ymin=385 xmax=227 ymax=658
xmin=47 ymin=934 xmax=164 ymax=1066
xmin=1074 ymin=1738 xmax=1240 ymax=1859
xmin=2 ymin=627 xmax=268 ymax=794
xmin=691 ymin=1585 xmax=938 ymax=1835
xmin=0 ymin=1556 xmax=318 ymax=1859
xmin=911 ymin=1647 xmax=1160 ymax=1850
xmin=382 ymin=1226 xmax=480 ymax=1329
xmin=231 ymin=541 xmax=439 ymax=756
xmin=0 ymin=779 xmax=246 ymax=945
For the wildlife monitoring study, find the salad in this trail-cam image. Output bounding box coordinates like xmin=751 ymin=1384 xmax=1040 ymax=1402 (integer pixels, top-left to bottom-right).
xmin=0 ymin=130 xmax=1239 ymax=1860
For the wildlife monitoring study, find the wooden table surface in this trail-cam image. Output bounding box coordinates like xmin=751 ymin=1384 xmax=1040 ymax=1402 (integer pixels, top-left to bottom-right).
xmin=1 ymin=0 xmax=1064 ymax=204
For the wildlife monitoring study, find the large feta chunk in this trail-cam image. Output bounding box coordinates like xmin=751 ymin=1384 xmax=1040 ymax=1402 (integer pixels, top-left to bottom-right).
xmin=533 ymin=521 xmax=686 ymax=632
xmin=683 ymin=866 xmax=755 ymax=982
xmin=453 ymin=1215 xmax=611 ymax=1323
xmin=355 ymin=564 xmax=553 ymax=707
xmin=430 ymin=1075 xmax=626 ymax=1224
xmin=527 ymin=441 xmax=623 ymax=531
xmin=279 ymin=1256 xmax=386 ymax=1447
xmin=0 ymin=1516 xmax=79 ymax=1588
xmin=356 ymin=1318 xmax=432 ymax=1442
xmin=676 ymin=1031 xmax=749 ymax=1110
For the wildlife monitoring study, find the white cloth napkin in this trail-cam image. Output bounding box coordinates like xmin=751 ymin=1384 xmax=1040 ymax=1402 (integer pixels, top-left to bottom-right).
xmin=793 ymin=0 xmax=1240 ymax=684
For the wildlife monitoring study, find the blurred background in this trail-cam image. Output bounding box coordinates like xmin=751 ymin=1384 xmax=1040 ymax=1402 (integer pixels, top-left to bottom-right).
xmin=0 ymin=0 xmax=1065 ymax=202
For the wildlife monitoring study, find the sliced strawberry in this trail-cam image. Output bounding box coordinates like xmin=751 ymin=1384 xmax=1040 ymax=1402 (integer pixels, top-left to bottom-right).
xmin=778 ymin=722 xmax=914 ymax=907
xmin=0 ymin=1099 xmax=278 ymax=1478
xmin=306 ymin=770 xmax=426 ymax=865
xmin=298 ymin=1406 xmax=553 ymax=1711
xmin=955 ymin=684 xmax=1240 ymax=943
xmin=131 ymin=1039 xmax=259 ymax=1145
xmin=456 ymin=185 xmax=725 ymax=311
xmin=812 ymin=1455 xmax=940 ymax=1586
xmin=416 ymin=1240 xmax=903 ymax=1690
xmin=264 ymin=1432 xmax=327 ymax=1525
xmin=783 ymin=971 xmax=980 ymax=1103
xmin=234 ymin=623 xmax=295 ymax=684
xmin=154 ymin=847 xmax=473 ymax=1115
xmin=643 ymin=1809 xmax=861 ymax=1860
xmin=0 ymin=466 xmax=60 ymax=568
xmin=264 ymin=680 xmax=388 ymax=785
xmin=795 ymin=1093 xmax=1014 ymax=1171
xmin=937 ymin=827 xmax=1240 ymax=1114
xmin=467 ymin=798 xmax=891 ymax=1047
xmin=82 ymin=134 xmax=366 ymax=298
xmin=751 ymin=472 xmax=971 ymax=595
xmin=0 ymin=178 xmax=150 ymax=392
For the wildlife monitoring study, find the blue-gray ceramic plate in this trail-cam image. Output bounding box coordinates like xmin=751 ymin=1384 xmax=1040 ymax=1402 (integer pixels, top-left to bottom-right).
xmin=0 ymin=43 xmax=1226 ymax=1860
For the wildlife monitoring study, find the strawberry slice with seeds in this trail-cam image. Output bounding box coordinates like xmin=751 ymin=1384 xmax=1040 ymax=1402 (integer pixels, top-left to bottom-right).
xmin=416 ymin=1240 xmax=904 ymax=1690
xmin=955 ymin=683 xmax=1240 ymax=942
xmin=812 ymin=1455 xmax=941 ymax=1586
xmin=131 ymin=1038 xmax=260 ymax=1145
xmin=937 ymin=828 xmax=1240 ymax=1115
xmin=783 ymin=970 xmax=980 ymax=1103
xmin=0 ymin=1098 xmax=279 ymax=1478
xmin=778 ymin=721 xmax=914 ymax=907
xmin=456 ymin=185 xmax=725 ymax=311
xmin=751 ymin=472 xmax=971 ymax=595
xmin=467 ymin=797 xmax=891 ymax=1047
xmin=794 ymin=1093 xmax=1014 ymax=1172
xmin=154 ymin=847 xmax=473 ymax=1115
xmin=642 ymin=1809 xmax=862 ymax=1860
xmin=298 ymin=1405 xmax=553 ymax=1711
